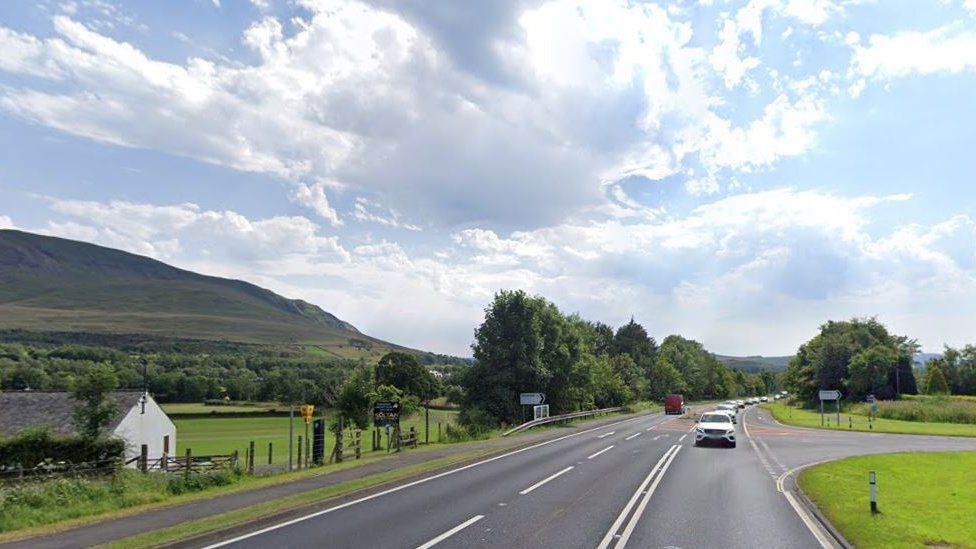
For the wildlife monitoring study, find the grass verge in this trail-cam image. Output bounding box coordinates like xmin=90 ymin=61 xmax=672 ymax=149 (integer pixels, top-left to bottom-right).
xmin=762 ymin=401 xmax=976 ymax=437
xmin=798 ymin=452 xmax=976 ymax=549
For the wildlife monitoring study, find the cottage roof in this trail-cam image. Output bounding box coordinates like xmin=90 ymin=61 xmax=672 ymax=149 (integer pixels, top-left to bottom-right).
xmin=0 ymin=391 xmax=145 ymax=437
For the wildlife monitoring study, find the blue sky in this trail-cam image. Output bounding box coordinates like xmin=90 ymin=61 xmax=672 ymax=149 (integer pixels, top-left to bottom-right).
xmin=1 ymin=0 xmax=974 ymax=356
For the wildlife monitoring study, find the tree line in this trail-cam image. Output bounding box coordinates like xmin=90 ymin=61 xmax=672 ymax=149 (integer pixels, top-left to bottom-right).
xmin=456 ymin=290 xmax=775 ymax=430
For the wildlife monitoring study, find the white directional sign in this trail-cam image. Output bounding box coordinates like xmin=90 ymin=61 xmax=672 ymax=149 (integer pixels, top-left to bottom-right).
xmin=819 ymin=390 xmax=842 ymax=401
xmin=520 ymin=392 xmax=546 ymax=405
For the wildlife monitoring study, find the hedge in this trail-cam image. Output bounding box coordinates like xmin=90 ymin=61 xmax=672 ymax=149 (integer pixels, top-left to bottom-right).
xmin=0 ymin=428 xmax=125 ymax=468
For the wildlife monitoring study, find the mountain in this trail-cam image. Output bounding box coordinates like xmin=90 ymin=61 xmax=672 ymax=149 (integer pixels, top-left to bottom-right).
xmin=0 ymin=229 xmax=406 ymax=359
xmin=715 ymin=354 xmax=793 ymax=373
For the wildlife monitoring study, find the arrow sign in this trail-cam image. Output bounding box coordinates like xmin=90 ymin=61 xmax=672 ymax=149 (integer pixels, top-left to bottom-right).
xmin=819 ymin=390 xmax=842 ymax=401
xmin=520 ymin=392 xmax=546 ymax=405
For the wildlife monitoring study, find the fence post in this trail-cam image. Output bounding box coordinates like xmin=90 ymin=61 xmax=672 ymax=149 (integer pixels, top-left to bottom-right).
xmin=268 ymin=442 xmax=273 ymax=465
xmin=248 ymin=441 xmax=255 ymax=474
xmin=355 ymin=430 xmax=361 ymax=460
xmin=305 ymin=434 xmax=311 ymax=469
xmin=297 ymin=435 xmax=303 ymax=470
xmin=438 ymin=422 xmax=442 ymax=442
xmin=232 ymin=450 xmax=239 ymax=469
xmin=185 ymin=448 xmax=192 ymax=480
xmin=139 ymin=444 xmax=148 ymax=473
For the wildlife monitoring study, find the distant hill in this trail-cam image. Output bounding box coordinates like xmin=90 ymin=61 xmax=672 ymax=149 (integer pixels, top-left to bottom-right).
xmin=914 ymin=352 xmax=942 ymax=366
xmin=715 ymin=354 xmax=793 ymax=373
xmin=0 ymin=229 xmax=414 ymax=360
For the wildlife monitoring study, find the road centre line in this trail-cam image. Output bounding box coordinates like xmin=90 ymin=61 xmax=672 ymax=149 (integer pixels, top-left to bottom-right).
xmin=200 ymin=412 xmax=651 ymax=548
xmin=596 ymin=445 xmax=679 ymax=549
xmin=652 ymin=434 xmax=665 ymax=440
xmin=414 ymin=515 xmax=485 ymax=549
xmin=588 ymin=445 xmax=614 ymax=460
xmin=598 ymin=431 xmax=615 ymax=439
xmin=625 ymin=432 xmax=641 ymax=441
xmin=519 ymin=466 xmax=575 ymax=495
xmin=613 ymin=445 xmax=682 ymax=549
xmin=678 ymin=434 xmax=687 ymax=442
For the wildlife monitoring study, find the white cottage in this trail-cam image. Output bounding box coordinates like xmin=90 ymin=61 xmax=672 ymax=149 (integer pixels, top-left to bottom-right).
xmin=0 ymin=391 xmax=176 ymax=466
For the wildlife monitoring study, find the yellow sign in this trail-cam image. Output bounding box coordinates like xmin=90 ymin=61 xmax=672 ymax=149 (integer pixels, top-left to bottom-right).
xmin=300 ymin=404 xmax=315 ymax=424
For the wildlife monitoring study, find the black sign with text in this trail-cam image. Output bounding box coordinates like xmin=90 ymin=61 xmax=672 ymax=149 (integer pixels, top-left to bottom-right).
xmin=373 ymin=401 xmax=400 ymax=426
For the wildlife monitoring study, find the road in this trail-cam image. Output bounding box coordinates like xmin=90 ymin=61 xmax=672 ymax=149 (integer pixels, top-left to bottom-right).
xmin=187 ymin=406 xmax=976 ymax=549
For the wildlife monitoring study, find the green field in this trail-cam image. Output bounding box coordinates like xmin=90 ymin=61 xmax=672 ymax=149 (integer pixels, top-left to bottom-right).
xmin=174 ymin=409 xmax=460 ymax=465
xmin=161 ymin=402 xmax=284 ymax=415
xmin=762 ymin=401 xmax=976 ymax=437
xmin=799 ymin=452 xmax=976 ymax=548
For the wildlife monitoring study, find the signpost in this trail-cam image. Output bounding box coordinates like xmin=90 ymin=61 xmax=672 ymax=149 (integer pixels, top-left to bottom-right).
xmin=300 ymin=405 xmax=314 ymax=468
xmin=819 ymin=390 xmax=842 ymax=426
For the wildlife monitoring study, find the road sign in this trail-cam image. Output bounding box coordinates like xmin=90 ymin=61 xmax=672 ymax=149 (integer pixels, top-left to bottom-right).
xmin=373 ymin=401 xmax=400 ymax=426
xmin=300 ymin=404 xmax=315 ymax=424
xmin=866 ymin=394 xmax=876 ymax=403
xmin=818 ymin=390 xmax=842 ymax=401
xmin=533 ymin=404 xmax=550 ymax=420
xmin=520 ymin=392 xmax=546 ymax=405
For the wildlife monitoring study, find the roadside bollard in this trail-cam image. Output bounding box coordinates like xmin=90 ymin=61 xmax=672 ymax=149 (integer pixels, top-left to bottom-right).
xmin=849 ymin=416 xmax=852 ymax=429
xmin=869 ymin=471 xmax=878 ymax=514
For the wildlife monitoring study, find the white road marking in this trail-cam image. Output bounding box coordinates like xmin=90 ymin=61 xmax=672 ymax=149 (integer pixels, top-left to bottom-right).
xmin=588 ymin=445 xmax=615 ymax=460
xmin=200 ymin=412 xmax=651 ymax=548
xmin=678 ymin=434 xmax=687 ymax=442
xmin=596 ymin=445 xmax=679 ymax=549
xmin=652 ymin=434 xmax=665 ymax=441
xmin=625 ymin=432 xmax=641 ymax=441
xmin=519 ymin=466 xmax=575 ymax=495
xmin=415 ymin=515 xmax=485 ymax=549
xmin=598 ymin=431 xmax=616 ymax=439
xmin=613 ymin=445 xmax=682 ymax=549
xmin=645 ymin=425 xmax=657 ymax=432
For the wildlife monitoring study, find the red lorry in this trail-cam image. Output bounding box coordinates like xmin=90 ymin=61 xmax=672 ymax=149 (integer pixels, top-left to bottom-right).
xmin=664 ymin=394 xmax=686 ymax=415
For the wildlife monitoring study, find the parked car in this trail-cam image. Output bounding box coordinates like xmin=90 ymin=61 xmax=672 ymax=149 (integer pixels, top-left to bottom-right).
xmin=664 ymin=394 xmax=686 ymax=415
xmin=694 ymin=412 xmax=737 ymax=447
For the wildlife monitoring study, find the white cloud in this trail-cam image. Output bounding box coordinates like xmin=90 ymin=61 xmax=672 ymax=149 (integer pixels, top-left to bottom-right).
xmin=0 ymin=215 xmax=15 ymax=229
xmin=291 ymin=180 xmax=342 ymax=226
xmin=352 ymin=198 xmax=420 ymax=231
xmin=850 ymin=25 xmax=976 ymax=81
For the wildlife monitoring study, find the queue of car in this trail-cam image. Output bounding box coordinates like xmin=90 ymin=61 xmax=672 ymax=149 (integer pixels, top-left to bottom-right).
xmin=694 ymin=393 xmax=788 ymax=448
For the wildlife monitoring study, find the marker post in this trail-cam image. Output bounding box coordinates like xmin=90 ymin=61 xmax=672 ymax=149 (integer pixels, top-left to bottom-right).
xmin=869 ymin=471 xmax=878 ymax=514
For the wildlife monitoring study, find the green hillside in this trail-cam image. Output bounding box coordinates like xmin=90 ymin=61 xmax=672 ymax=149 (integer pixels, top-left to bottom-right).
xmin=715 ymin=354 xmax=792 ymax=373
xmin=0 ymin=229 xmax=407 ymax=360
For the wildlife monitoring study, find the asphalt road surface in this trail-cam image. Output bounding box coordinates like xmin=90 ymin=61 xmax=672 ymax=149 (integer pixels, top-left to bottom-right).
xmin=192 ymin=406 xmax=976 ymax=549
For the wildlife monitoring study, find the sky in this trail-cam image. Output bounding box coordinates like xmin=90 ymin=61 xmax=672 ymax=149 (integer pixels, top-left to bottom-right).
xmin=1 ymin=0 xmax=974 ymax=357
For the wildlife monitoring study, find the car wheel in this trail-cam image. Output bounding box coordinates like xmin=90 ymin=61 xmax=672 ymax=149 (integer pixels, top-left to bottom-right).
xmin=729 ymin=441 xmax=736 ymax=448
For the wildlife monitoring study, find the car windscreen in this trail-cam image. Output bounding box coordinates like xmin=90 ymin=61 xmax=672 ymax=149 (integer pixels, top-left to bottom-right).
xmin=700 ymin=414 xmax=731 ymax=424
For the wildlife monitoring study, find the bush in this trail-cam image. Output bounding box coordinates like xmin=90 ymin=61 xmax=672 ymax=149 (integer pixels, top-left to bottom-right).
xmin=0 ymin=428 xmax=125 ymax=468
xmin=457 ymin=407 xmax=497 ymax=437
xmin=165 ymin=469 xmax=241 ymax=495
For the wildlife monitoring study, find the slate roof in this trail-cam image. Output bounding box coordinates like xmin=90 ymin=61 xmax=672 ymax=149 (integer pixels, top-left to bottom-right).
xmin=0 ymin=391 xmax=145 ymax=438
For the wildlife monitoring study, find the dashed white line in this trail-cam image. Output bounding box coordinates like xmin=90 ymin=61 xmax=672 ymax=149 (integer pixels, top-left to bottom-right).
xmin=652 ymin=434 xmax=665 ymax=441
xmin=519 ymin=466 xmax=575 ymax=495
xmin=415 ymin=515 xmax=485 ymax=549
xmin=598 ymin=431 xmax=616 ymax=439
xmin=645 ymin=425 xmax=657 ymax=432
xmin=588 ymin=445 xmax=615 ymax=460
xmin=678 ymin=434 xmax=687 ymax=442
xmin=625 ymin=432 xmax=642 ymax=441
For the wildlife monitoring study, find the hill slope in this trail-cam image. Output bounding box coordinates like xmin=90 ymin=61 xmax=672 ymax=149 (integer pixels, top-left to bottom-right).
xmin=0 ymin=229 xmax=404 ymax=358
xmin=715 ymin=354 xmax=792 ymax=373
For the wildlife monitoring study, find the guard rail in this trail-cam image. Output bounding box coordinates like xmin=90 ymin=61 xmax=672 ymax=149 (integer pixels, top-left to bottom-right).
xmin=502 ymin=406 xmax=628 ymax=436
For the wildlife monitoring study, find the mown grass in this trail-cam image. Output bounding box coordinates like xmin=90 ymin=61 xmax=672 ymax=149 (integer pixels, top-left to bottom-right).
xmin=161 ymin=402 xmax=283 ymax=415
xmin=174 ymin=409 xmax=460 ymax=466
xmin=799 ymin=452 xmax=976 ymax=549
xmin=762 ymin=401 xmax=976 ymax=437
xmin=0 ymin=469 xmax=241 ymax=533
xmin=849 ymin=396 xmax=976 ymax=424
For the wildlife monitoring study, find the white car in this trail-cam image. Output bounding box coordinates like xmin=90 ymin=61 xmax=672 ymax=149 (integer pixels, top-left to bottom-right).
xmin=694 ymin=412 xmax=737 ymax=447
xmin=715 ymin=404 xmax=738 ymax=423
xmin=735 ymin=399 xmax=745 ymax=408
xmin=760 ymin=396 xmax=769 ymax=403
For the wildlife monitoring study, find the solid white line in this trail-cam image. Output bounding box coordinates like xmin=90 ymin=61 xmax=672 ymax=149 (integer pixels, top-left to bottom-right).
xmin=596 ymin=445 xmax=678 ymax=549
xmin=598 ymin=431 xmax=615 ymax=439
xmin=783 ymin=491 xmax=835 ymax=548
xmin=200 ymin=413 xmax=651 ymax=548
xmin=588 ymin=445 xmax=615 ymax=460
xmin=678 ymin=434 xmax=687 ymax=442
xmin=614 ymin=445 xmax=682 ymax=549
xmin=625 ymin=432 xmax=641 ymax=441
xmin=519 ymin=466 xmax=574 ymax=495
xmin=414 ymin=515 xmax=484 ymax=549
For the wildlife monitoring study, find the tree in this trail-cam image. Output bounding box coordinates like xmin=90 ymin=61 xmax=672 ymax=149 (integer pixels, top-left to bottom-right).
xmin=71 ymin=364 xmax=119 ymax=439
xmin=335 ymin=366 xmax=374 ymax=429
xmin=924 ymin=362 xmax=950 ymax=395
xmin=375 ymin=352 xmax=438 ymax=401
xmin=848 ymin=345 xmax=897 ymax=399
